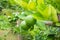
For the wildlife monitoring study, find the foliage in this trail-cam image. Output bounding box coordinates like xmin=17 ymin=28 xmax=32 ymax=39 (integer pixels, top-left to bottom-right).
xmin=0 ymin=0 xmax=60 ymax=40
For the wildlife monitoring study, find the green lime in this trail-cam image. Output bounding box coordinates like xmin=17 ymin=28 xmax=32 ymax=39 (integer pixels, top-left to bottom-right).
xmin=25 ymin=15 xmax=36 ymax=26
xmin=20 ymin=21 xmax=29 ymax=30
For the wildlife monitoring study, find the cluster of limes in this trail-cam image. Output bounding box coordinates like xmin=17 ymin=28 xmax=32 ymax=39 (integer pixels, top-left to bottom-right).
xmin=20 ymin=15 xmax=36 ymax=30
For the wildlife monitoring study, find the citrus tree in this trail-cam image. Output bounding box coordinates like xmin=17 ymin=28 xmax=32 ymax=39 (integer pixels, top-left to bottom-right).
xmin=0 ymin=0 xmax=60 ymax=40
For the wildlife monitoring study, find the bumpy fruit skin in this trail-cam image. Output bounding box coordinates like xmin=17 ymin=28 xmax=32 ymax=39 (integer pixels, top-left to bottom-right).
xmin=20 ymin=21 xmax=29 ymax=30
xmin=25 ymin=15 xmax=36 ymax=27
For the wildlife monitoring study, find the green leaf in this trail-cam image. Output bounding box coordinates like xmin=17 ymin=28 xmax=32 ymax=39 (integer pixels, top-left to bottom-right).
xmin=51 ymin=6 xmax=58 ymax=22
xmin=36 ymin=20 xmax=46 ymax=30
